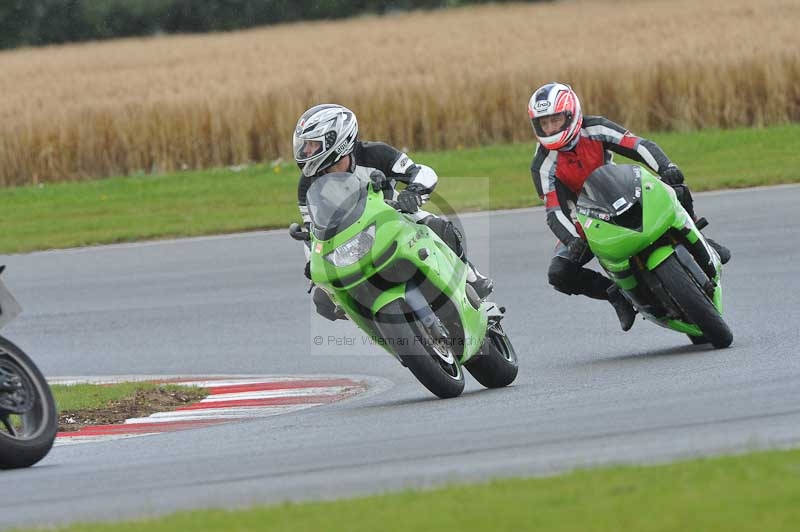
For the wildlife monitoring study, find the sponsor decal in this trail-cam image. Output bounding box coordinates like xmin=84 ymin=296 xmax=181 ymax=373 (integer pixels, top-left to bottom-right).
xmin=315 ymin=242 xmax=323 ymax=253
xmin=392 ymin=155 xmax=413 ymax=173
xmin=612 ymin=197 xmax=627 ymax=210
xmin=407 ymin=227 xmax=428 ymax=248
xmin=534 ymin=100 xmax=551 ymax=112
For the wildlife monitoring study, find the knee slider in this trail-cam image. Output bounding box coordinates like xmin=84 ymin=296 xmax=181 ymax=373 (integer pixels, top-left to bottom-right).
xmin=312 ymin=288 xmax=340 ymax=322
xmin=548 ymin=258 xmax=577 ymax=295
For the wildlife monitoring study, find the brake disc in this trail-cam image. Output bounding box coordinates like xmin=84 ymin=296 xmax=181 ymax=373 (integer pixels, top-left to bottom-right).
xmin=0 ymin=361 xmax=34 ymax=414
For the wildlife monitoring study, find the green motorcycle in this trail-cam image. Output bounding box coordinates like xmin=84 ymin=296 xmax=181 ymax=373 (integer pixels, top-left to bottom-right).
xmin=575 ymin=164 xmax=732 ymax=348
xmin=290 ymin=171 xmax=518 ymax=398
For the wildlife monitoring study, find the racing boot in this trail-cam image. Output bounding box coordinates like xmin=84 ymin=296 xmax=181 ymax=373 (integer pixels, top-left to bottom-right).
xmin=705 ymin=238 xmax=731 ymax=265
xmin=466 ymin=261 xmax=494 ymax=300
xmin=607 ymin=285 xmax=637 ymax=332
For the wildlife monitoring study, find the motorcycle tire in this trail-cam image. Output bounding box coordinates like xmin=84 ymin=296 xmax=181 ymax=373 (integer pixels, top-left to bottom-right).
xmin=376 ymin=300 xmax=465 ymax=399
xmin=0 ymin=336 xmax=58 ymax=469
xmin=655 ymin=255 xmax=733 ymax=349
xmin=464 ymin=324 xmax=518 ymax=388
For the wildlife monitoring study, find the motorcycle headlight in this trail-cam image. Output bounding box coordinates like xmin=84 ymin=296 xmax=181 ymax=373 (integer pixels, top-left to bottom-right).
xmin=324 ymin=225 xmax=375 ymax=267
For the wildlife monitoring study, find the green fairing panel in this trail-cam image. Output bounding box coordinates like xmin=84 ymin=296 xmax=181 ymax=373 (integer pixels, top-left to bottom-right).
xmin=579 ymin=174 xmax=681 ymax=263
xmin=307 ymin=174 xmax=488 ymax=362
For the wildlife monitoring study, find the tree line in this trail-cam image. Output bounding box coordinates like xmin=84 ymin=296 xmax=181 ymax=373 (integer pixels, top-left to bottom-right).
xmin=0 ymin=0 xmax=550 ymax=49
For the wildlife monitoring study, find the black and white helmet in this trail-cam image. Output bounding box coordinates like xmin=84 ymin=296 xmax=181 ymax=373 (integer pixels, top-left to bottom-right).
xmin=293 ymin=104 xmax=358 ymax=178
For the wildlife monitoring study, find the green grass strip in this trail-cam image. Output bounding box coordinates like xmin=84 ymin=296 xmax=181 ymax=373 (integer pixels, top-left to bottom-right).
xmin=19 ymin=447 xmax=800 ymax=532
xmin=51 ymin=382 xmax=203 ymax=412
xmin=1 ymin=124 xmax=798 ymax=254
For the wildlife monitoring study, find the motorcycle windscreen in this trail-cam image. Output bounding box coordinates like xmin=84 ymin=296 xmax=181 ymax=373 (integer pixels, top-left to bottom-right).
xmin=0 ymin=277 xmax=22 ymax=330
xmin=576 ymin=164 xmax=643 ymax=221
xmin=307 ymin=172 xmax=368 ymax=241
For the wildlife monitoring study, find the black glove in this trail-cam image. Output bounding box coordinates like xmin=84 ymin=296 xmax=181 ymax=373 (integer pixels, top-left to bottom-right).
xmin=369 ymin=170 xmax=387 ymax=192
xmin=397 ymin=184 xmax=426 ymax=213
xmin=304 ymin=261 xmax=311 ymax=280
xmin=566 ymin=238 xmax=591 ymax=264
xmin=659 ymin=163 xmax=685 ymax=185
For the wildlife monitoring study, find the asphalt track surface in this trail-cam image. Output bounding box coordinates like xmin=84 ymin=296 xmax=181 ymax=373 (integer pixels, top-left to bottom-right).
xmin=1 ymin=185 xmax=799 ymax=529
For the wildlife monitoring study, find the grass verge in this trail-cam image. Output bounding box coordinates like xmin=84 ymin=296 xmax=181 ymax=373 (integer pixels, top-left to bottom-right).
xmin=1 ymin=124 xmax=798 ymax=254
xmin=51 ymin=382 xmax=207 ymax=431
xmin=20 ymin=447 xmax=800 ymax=532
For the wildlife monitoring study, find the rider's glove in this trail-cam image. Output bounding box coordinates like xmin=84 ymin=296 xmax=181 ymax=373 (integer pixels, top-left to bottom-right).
xmin=658 ymin=163 xmax=685 ymax=185
xmin=566 ymin=237 xmax=591 ymax=264
xmin=397 ymin=184 xmax=426 ymax=213
xmin=369 ymin=170 xmax=387 ymax=192
xmin=304 ymin=261 xmax=311 ymax=280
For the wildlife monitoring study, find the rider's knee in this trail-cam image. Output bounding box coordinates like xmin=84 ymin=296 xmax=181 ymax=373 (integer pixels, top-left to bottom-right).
xmin=421 ymin=215 xmax=463 ymax=257
xmin=312 ymin=288 xmax=340 ymax=321
xmin=548 ymin=257 xmax=577 ymax=295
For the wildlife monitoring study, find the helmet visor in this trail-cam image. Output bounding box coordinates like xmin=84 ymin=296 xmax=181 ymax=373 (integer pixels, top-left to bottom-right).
xmin=532 ymin=112 xmax=570 ymax=138
xmin=294 ymin=138 xmax=325 ymax=162
xmin=294 ymin=130 xmax=337 ymax=163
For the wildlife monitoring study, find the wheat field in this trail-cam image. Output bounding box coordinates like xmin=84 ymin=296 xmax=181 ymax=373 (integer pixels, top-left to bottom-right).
xmin=0 ymin=0 xmax=798 ymax=186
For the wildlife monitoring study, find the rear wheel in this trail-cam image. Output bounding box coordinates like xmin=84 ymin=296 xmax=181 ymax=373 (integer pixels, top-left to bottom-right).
xmin=654 ymin=256 xmax=732 ymax=348
xmin=464 ymin=323 xmax=518 ymax=388
xmin=0 ymin=336 xmax=57 ymax=469
xmin=376 ymin=300 xmax=465 ymax=399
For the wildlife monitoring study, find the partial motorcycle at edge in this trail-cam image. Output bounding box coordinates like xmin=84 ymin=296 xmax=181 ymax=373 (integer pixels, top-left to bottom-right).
xmin=0 ymin=266 xmax=57 ymax=469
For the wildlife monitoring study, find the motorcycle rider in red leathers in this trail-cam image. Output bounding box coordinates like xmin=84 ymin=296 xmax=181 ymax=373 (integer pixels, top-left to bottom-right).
xmin=528 ymin=82 xmax=730 ymax=331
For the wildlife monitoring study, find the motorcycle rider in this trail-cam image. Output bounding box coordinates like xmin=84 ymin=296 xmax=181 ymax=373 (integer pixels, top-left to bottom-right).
xmin=293 ymin=103 xmax=494 ymax=321
xmin=528 ymin=82 xmax=731 ymax=331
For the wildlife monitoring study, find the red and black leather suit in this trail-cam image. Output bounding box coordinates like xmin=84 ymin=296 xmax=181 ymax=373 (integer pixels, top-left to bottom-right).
xmin=530 ymin=115 xmax=680 ymax=299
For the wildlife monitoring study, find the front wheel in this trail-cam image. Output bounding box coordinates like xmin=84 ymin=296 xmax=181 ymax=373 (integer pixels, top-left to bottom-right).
xmin=655 ymin=255 xmax=733 ymax=348
xmin=376 ymin=300 xmax=465 ymax=399
xmin=687 ymin=334 xmax=709 ymax=345
xmin=0 ymin=336 xmax=58 ymax=469
xmin=464 ymin=323 xmax=518 ymax=388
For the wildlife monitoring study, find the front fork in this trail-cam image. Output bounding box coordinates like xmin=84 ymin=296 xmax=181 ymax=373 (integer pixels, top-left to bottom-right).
xmin=404 ymin=281 xmax=449 ymax=339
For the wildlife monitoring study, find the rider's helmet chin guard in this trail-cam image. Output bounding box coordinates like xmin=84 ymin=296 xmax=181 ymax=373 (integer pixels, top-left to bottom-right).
xmin=293 ymin=104 xmax=358 ymax=178
xmin=528 ymin=82 xmax=583 ymax=151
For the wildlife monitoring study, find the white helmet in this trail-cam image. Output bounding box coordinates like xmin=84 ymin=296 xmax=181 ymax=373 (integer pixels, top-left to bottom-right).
xmin=293 ymin=104 xmax=358 ymax=177
xmin=527 ymin=82 xmax=583 ymax=151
